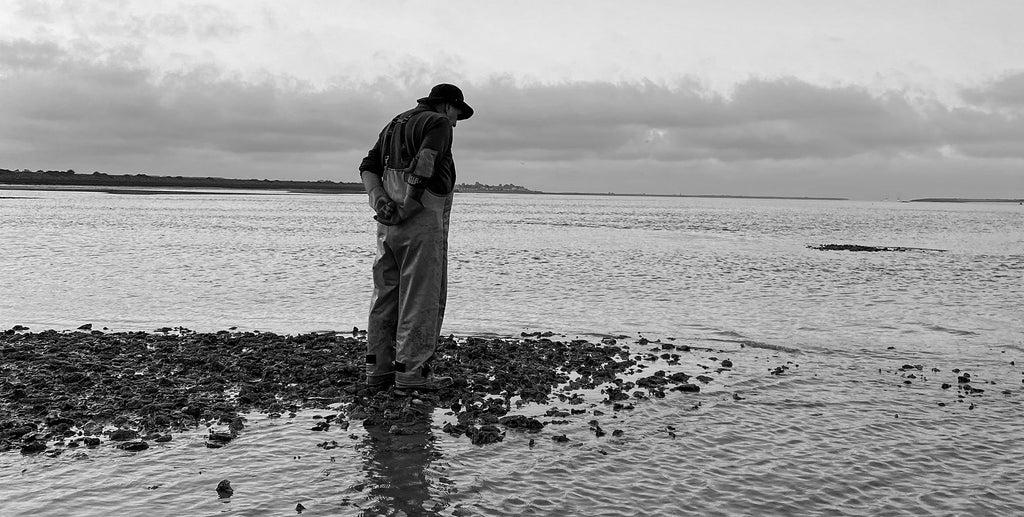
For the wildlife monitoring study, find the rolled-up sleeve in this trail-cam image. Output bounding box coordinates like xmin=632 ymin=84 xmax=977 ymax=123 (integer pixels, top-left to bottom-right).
xmin=411 ymin=118 xmax=451 ymax=181
xmin=358 ymin=126 xmax=388 ymax=175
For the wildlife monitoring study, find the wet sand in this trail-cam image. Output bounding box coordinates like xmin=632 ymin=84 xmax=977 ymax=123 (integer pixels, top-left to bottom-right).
xmin=1 ymin=327 xmax=714 ymax=455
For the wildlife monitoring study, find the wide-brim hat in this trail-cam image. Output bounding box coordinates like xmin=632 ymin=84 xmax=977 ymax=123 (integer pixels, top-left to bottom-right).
xmin=417 ymin=83 xmax=474 ymax=120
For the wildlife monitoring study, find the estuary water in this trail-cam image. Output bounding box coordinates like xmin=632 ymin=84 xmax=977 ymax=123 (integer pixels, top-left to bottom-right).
xmin=2 ymin=188 xmax=1023 ymax=515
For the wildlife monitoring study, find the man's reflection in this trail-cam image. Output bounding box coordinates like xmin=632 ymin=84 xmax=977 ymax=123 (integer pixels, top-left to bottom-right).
xmin=354 ymin=392 xmax=446 ymax=516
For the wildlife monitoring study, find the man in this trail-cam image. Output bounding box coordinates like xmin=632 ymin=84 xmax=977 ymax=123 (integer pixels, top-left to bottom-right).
xmin=358 ymin=83 xmax=473 ymax=393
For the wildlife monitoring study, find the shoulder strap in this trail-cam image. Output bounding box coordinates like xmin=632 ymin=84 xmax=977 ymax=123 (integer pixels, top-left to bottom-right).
xmin=382 ymin=113 xmax=415 ymax=169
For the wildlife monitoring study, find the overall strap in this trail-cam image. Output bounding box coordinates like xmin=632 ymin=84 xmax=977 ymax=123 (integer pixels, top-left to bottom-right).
xmin=383 ymin=113 xmax=415 ymax=170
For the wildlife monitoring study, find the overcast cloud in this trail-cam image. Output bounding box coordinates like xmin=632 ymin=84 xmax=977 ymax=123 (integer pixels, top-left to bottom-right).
xmin=2 ymin=1 xmax=1023 ymax=198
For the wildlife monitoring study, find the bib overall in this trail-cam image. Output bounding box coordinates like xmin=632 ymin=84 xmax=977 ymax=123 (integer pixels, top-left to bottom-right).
xmin=365 ymin=113 xmax=453 ymax=389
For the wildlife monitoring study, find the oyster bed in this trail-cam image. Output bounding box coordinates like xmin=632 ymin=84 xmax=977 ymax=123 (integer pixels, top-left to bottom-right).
xmin=1 ymin=328 xmax=717 ymax=455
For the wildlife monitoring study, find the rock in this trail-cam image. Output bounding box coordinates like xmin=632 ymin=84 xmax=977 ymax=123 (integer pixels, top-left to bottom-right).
xmin=228 ymin=417 xmax=246 ymax=433
xmin=443 ymin=422 xmax=467 ymax=437
xmin=466 ymin=425 xmax=504 ymax=445
xmin=6 ymin=423 xmax=37 ymax=439
xmin=667 ymin=372 xmax=691 ymax=383
xmin=208 ymin=431 xmax=234 ymax=444
xmin=216 ymin=479 xmax=233 ymax=497
xmin=809 ymin=244 xmax=931 ymax=252
xmin=78 ymin=324 xmax=92 ymax=330
xmin=110 ymin=429 xmax=139 ymax=441
xmin=117 ymin=441 xmax=149 ymax=452
xmin=498 ymin=415 xmax=544 ymax=432
xmin=154 ymin=434 xmax=172 ymax=443
xmin=721 ymin=359 xmax=733 ymax=368
xmin=20 ymin=441 xmax=46 ymax=454
xmin=205 ymin=430 xmax=235 ymax=447
xmin=551 ymin=434 xmax=570 ymax=443
xmin=672 ymin=384 xmax=700 ymax=393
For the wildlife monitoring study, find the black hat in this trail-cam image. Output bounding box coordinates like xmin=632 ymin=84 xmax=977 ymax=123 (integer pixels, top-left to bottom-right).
xmin=417 ymin=83 xmax=474 ymax=120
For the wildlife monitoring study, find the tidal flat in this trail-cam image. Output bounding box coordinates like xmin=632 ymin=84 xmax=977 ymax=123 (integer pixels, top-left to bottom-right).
xmin=3 ymin=328 xmax=1022 ymax=515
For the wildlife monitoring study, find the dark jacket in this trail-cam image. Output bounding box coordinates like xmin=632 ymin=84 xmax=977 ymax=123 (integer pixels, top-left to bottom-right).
xmin=358 ymin=104 xmax=456 ymax=195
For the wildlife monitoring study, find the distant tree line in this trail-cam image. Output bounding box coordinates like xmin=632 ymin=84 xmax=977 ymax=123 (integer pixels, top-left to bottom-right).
xmin=454 ymin=181 xmax=537 ymax=193
xmin=0 ymin=168 xmax=363 ymax=192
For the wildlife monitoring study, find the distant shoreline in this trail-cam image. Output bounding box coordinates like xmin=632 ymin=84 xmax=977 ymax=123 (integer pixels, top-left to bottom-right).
xmin=1 ymin=182 xmax=847 ymax=201
xmin=907 ymin=198 xmax=1024 ymax=203
xmin=8 ymin=169 xmax=1017 ymax=203
xmin=2 ymin=170 xmax=848 ymax=200
xmin=539 ymin=191 xmax=848 ymax=201
xmin=0 ymin=169 xmax=362 ymax=194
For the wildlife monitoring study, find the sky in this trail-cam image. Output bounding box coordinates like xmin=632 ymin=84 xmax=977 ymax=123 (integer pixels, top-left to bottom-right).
xmin=2 ymin=0 xmax=1023 ymax=199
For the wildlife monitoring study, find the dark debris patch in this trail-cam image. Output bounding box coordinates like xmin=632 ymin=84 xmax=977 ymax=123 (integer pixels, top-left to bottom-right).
xmin=808 ymin=244 xmax=946 ymax=252
xmin=1 ymin=329 xmax=366 ymax=454
xmin=1 ymin=330 xmax=730 ymax=454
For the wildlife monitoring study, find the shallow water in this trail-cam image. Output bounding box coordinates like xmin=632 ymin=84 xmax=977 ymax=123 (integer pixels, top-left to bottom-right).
xmin=2 ymin=190 xmax=1023 ymax=515
xmin=2 ymin=338 xmax=1021 ymax=516
xmin=2 ymin=190 xmax=1022 ymax=348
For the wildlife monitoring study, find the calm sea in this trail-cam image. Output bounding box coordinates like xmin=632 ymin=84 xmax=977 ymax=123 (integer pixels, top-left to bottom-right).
xmin=2 ymin=188 xmax=1023 ymax=515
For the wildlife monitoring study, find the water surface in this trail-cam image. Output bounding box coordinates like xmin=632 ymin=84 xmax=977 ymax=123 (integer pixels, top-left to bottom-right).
xmin=2 ymin=190 xmax=1022 ymax=515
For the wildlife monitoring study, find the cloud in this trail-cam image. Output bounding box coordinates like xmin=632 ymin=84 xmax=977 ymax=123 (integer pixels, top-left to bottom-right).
xmin=0 ymin=39 xmax=382 ymax=167
xmin=0 ymin=38 xmax=64 ymax=70
xmin=961 ymin=71 xmax=1024 ymax=110
xmin=462 ymin=78 xmax=946 ymax=162
xmin=1 ymin=35 xmax=1022 ymax=198
xmin=184 ymin=3 xmax=249 ymax=39
xmin=14 ymin=0 xmax=68 ymax=22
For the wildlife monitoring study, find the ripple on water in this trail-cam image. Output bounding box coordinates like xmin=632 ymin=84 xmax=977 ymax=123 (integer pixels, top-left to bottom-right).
xmin=3 ymin=340 xmax=1023 ymax=516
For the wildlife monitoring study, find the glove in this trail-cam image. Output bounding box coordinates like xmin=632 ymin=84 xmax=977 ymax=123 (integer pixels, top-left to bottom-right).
xmin=374 ymin=190 xmax=424 ymax=226
xmin=361 ymin=170 xmax=396 ymax=220
xmin=373 ymin=196 xmax=396 ymax=221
